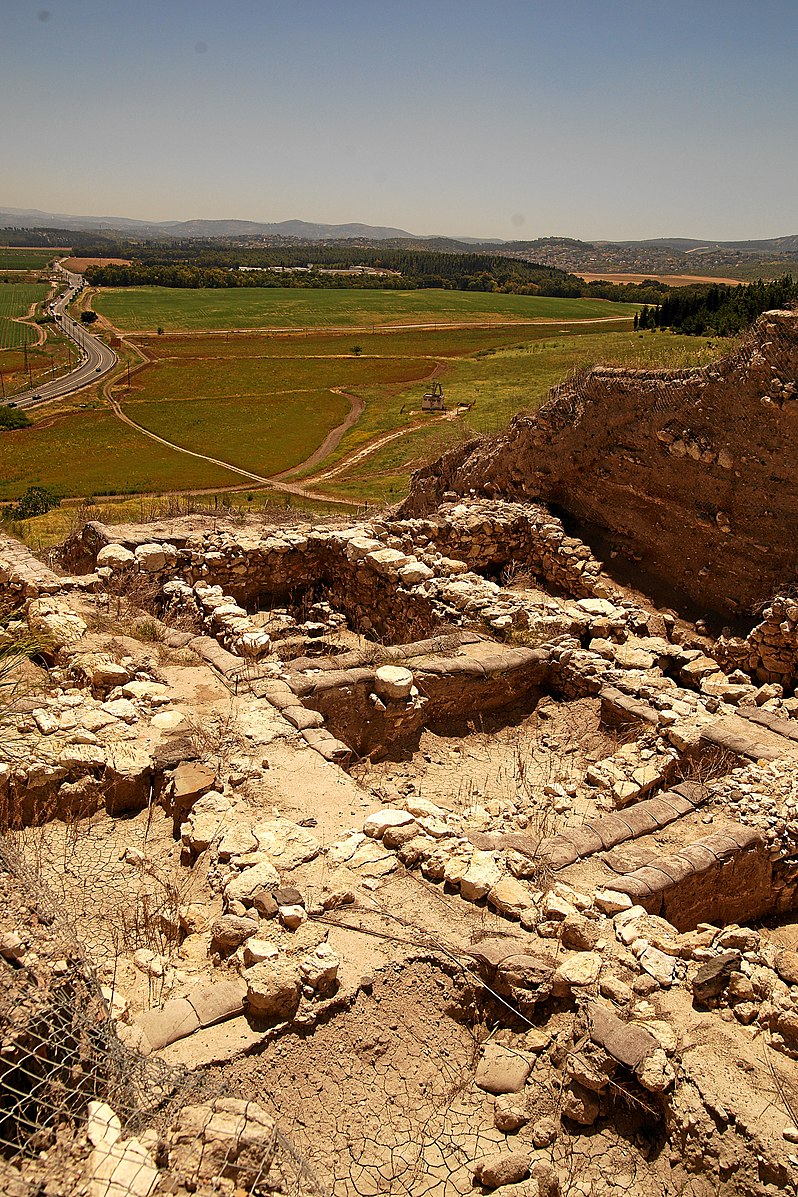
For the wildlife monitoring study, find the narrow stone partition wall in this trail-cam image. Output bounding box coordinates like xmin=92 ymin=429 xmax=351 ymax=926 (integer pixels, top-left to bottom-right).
xmin=283 ymin=636 xmax=552 ymax=759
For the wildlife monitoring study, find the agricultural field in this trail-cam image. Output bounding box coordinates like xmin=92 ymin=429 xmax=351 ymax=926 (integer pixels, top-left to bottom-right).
xmin=0 ymin=408 xmax=238 ymax=502
xmin=313 ymin=328 xmax=725 ymax=503
xmin=0 ymin=247 xmax=61 ymax=270
xmin=0 ymin=282 xmax=50 ymax=349
xmin=93 ymin=285 xmax=640 ymax=333
xmin=1 ymin=291 xmax=721 ymax=512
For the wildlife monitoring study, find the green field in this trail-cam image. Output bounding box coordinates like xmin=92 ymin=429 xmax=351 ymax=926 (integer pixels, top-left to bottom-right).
xmin=1 ymin=313 xmax=722 ymax=508
xmin=126 ymin=389 xmax=350 ymax=477
xmin=0 ymin=248 xmax=60 ymax=271
xmin=317 ymin=329 xmax=724 ymax=501
xmin=128 ymin=350 xmax=431 ymax=403
xmin=0 ymin=410 xmax=238 ymax=501
xmin=0 ymin=282 xmax=49 ymax=349
xmin=94 ymin=286 xmax=639 ymax=333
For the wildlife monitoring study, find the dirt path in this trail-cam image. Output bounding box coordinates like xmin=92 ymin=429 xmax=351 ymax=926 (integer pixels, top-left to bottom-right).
xmin=273 ymin=387 xmax=365 ymax=480
xmin=10 ymin=300 xmax=46 ymax=348
xmin=97 ymin=313 xmax=633 ymax=339
xmin=107 ymin=394 xmax=358 ymax=506
xmin=103 ymin=335 xmax=454 ymax=504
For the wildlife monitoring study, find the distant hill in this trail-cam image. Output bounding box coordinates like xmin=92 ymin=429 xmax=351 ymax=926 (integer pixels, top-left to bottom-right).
xmin=0 ymin=207 xmax=417 ymax=242
xmin=2 ymin=206 xmax=796 ymax=281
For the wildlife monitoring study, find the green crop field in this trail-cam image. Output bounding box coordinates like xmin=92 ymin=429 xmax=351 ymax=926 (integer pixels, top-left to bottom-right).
xmin=2 ymin=319 xmax=721 ymax=508
xmin=317 ymin=329 xmax=724 ymax=502
xmin=93 ymin=286 xmax=639 ymax=333
xmin=0 ymin=248 xmax=60 ymax=270
xmin=127 ymin=350 xmax=431 ymax=404
xmin=0 ymin=410 xmax=238 ymax=501
xmin=0 ymin=282 xmax=49 ymax=349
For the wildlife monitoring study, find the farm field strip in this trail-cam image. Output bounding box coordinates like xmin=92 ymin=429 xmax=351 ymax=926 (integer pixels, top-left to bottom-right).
xmin=0 ymin=282 xmax=50 ymax=350
xmin=0 ymin=248 xmax=61 ymax=270
xmin=123 ymin=352 xmax=432 ymax=404
xmin=123 ymin=389 xmax=350 ymax=478
xmin=93 ymin=285 xmax=640 ymax=333
xmin=0 ymin=409 xmax=238 ymax=501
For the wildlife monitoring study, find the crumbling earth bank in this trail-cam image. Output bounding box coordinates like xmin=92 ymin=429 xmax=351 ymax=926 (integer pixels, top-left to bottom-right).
xmin=4 ymin=473 xmax=798 ymax=1193
xmin=399 ymin=309 xmax=798 ymax=620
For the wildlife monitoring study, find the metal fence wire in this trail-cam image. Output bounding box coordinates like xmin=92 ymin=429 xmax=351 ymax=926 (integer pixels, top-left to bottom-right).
xmin=0 ymin=837 xmax=327 ymax=1196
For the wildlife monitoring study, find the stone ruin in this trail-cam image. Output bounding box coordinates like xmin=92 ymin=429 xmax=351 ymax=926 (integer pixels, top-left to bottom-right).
xmin=1 ymin=308 xmax=798 ymax=1195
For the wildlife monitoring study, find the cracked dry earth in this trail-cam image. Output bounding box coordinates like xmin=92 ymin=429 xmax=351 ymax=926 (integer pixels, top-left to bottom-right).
xmin=4 ymin=497 xmax=798 ymax=1197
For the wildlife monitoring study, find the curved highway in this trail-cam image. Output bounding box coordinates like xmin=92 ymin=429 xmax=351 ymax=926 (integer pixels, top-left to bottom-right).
xmin=7 ymin=263 xmax=117 ymax=411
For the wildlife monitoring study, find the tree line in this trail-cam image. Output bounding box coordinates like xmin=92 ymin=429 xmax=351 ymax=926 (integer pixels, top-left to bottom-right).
xmin=634 ymin=276 xmax=798 ymax=335
xmin=84 ymin=247 xmax=671 ymax=304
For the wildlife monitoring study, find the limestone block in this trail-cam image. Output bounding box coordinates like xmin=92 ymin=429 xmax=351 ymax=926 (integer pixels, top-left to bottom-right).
xmin=252 ymin=818 xmax=320 ymax=867
xmin=167 ymin=1098 xmax=277 ymax=1188
xmin=96 ymin=543 xmax=136 ymax=570
xmin=459 ymin=851 xmax=501 ymax=902
xmin=211 ymin=915 xmax=259 ymax=951
xmin=224 ymin=859 xmax=281 ymax=904
xmin=243 ymin=960 xmax=302 ymax=1020
xmin=493 ymin=1093 xmax=531 ymax=1131
xmin=561 ymin=1080 xmax=600 ymax=1125
xmin=635 ymin=1048 xmax=675 ymax=1092
xmin=553 ymin=951 xmax=602 ymax=992
xmin=88 ymin=1137 xmax=159 ymax=1197
xmin=87 ymin=1101 xmax=122 ymax=1149
xmin=474 ymin=1151 xmax=531 ymax=1189
xmin=474 ymin=1043 xmax=532 ymax=1095
xmin=299 ymin=943 xmax=340 ymax=995
xmin=374 ymin=665 xmax=414 ymax=701
xmin=398 ymin=561 xmax=435 ymax=585
xmin=135 ymin=542 xmax=176 ymax=572
xmin=165 ymin=762 xmax=216 ymax=826
xmin=488 ymin=876 xmax=531 ymax=920
xmin=363 ymin=808 xmax=416 ymax=839
xmin=98 ymin=743 xmax=152 ymax=816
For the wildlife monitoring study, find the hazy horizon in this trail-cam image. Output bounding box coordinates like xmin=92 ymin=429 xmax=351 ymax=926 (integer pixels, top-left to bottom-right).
xmin=2 ymin=0 xmax=797 ymax=242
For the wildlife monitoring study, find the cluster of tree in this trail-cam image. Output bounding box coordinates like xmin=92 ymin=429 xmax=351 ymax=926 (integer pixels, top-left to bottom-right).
xmin=0 ymin=406 xmax=32 ymax=431
xmin=0 ymin=228 xmax=121 ymax=251
xmin=637 ymin=276 xmax=798 ymax=336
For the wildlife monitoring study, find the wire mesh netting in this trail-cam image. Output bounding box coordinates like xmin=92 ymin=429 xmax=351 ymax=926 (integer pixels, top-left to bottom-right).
xmin=0 ymin=836 xmax=327 ymax=1196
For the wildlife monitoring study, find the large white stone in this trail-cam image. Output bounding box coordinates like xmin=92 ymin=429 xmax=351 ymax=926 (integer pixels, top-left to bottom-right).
xmin=88 ymin=1137 xmax=159 ymax=1197
xmin=374 ymin=665 xmax=413 ymax=701
xmin=224 ymin=859 xmax=280 ymax=904
xmin=459 ymin=852 xmax=502 ymax=902
xmin=252 ymin=818 xmax=320 ymax=867
xmin=96 ymin=544 xmax=136 ymax=570
xmin=363 ymin=808 xmax=415 ymax=839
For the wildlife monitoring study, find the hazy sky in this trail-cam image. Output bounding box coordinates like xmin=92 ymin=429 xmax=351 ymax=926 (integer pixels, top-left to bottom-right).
xmin=2 ymin=0 xmax=797 ymax=241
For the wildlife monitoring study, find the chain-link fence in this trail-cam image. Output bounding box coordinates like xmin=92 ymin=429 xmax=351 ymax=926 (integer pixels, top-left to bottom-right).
xmin=0 ymin=836 xmax=326 ymax=1196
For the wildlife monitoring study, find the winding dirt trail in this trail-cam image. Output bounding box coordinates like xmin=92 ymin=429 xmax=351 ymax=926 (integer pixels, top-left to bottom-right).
xmin=273 ymin=386 xmax=365 ymax=480
xmin=107 ymin=393 xmax=359 ymax=506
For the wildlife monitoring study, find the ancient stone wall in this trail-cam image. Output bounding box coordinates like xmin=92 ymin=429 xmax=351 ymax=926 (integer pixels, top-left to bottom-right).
xmin=400 ymin=310 xmax=798 ymax=618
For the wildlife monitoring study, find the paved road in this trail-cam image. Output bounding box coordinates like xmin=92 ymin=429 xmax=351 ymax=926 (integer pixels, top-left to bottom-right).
xmin=6 ymin=264 xmax=117 ymax=410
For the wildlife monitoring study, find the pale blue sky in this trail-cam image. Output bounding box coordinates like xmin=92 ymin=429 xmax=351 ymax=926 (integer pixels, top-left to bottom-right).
xmin=2 ymin=0 xmax=796 ymax=240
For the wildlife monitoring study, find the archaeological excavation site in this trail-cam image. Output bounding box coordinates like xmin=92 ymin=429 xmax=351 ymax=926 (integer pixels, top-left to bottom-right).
xmin=4 ymin=308 xmax=798 ymax=1197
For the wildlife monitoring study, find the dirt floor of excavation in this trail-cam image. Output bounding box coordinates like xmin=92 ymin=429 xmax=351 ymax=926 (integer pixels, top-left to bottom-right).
xmin=353 ymin=696 xmax=629 ymax=831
